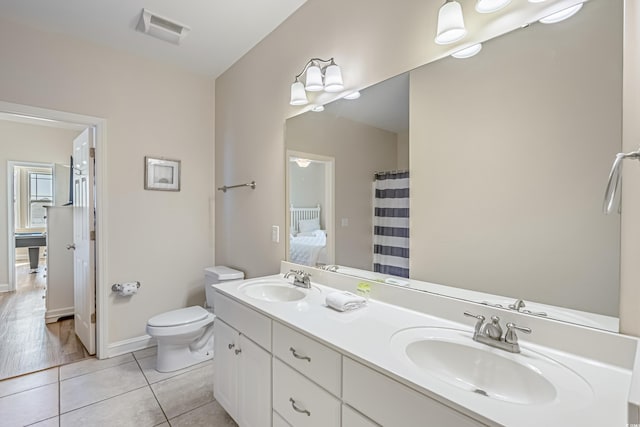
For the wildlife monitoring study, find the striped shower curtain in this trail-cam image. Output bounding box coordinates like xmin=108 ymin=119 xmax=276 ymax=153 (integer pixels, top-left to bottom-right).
xmin=373 ymin=171 xmax=409 ymax=278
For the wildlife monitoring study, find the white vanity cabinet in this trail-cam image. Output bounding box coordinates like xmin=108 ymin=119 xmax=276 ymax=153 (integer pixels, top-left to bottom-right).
xmin=343 ymin=357 xmax=486 ymax=427
xmin=213 ymin=294 xmax=272 ymax=427
xmin=213 ymin=287 xmax=486 ymax=427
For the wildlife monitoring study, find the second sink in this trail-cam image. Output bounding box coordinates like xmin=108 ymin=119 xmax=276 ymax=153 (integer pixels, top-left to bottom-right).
xmin=390 ymin=327 xmax=593 ymax=406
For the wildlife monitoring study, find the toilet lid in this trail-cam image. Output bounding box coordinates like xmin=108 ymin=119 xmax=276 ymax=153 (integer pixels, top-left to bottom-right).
xmin=148 ymin=306 xmax=209 ymax=327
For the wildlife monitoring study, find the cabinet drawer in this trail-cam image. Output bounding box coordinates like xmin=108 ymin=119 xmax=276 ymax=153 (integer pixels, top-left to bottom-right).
xmin=273 ymin=358 xmax=341 ymax=427
xmin=273 ymin=411 xmax=291 ymax=427
xmin=213 ymin=291 xmax=271 ymax=350
xmin=273 ymin=321 xmax=341 ymax=396
xmin=343 ymin=358 xmax=486 ymax=427
xmin=342 ymin=404 xmax=379 ymax=427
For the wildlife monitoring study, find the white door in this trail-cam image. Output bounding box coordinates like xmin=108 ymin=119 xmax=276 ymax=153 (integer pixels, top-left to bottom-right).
xmin=213 ymin=320 xmax=239 ymax=419
xmin=72 ymin=128 xmax=96 ymax=355
xmin=237 ymin=334 xmax=272 ymax=427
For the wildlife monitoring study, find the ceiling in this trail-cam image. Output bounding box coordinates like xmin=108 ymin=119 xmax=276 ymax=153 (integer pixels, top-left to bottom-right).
xmin=0 ymin=0 xmax=308 ymax=77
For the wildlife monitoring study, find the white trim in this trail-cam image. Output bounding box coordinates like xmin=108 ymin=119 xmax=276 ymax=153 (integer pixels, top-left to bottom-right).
xmin=45 ymin=307 xmax=75 ymax=324
xmin=0 ymin=100 xmax=108 ymax=360
xmin=107 ymin=335 xmax=156 ymax=358
xmin=0 ymin=284 xmax=8 ymax=293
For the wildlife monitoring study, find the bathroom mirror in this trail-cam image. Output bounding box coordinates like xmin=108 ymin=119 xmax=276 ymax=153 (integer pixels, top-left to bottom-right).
xmin=285 ymin=0 xmax=622 ymax=331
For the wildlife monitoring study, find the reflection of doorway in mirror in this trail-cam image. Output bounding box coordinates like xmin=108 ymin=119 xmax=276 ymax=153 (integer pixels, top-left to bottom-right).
xmin=286 ymin=151 xmax=335 ymax=267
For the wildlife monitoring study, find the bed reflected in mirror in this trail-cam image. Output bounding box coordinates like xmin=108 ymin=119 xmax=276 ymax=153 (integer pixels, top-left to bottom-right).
xmin=286 ymin=151 xmax=335 ymax=267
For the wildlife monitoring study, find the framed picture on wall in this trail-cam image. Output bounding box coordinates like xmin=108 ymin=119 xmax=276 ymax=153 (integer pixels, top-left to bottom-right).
xmin=144 ymin=156 xmax=181 ymax=191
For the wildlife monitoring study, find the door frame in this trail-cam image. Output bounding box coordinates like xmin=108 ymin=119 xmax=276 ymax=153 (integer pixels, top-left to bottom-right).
xmin=0 ymin=100 xmax=108 ymax=359
xmin=6 ymin=161 xmax=55 ymax=291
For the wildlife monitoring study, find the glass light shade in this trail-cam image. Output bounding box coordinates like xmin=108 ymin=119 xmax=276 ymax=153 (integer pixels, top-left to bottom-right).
xmin=451 ymin=43 xmax=482 ymax=59
xmin=305 ymin=65 xmax=324 ymax=91
xmin=475 ymin=0 xmax=511 ymax=13
xmin=324 ymin=64 xmax=344 ymax=92
xmin=539 ymin=3 xmax=583 ymax=24
xmin=295 ymin=158 xmax=311 ymax=167
xmin=290 ymin=81 xmax=308 ymax=106
xmin=344 ymin=91 xmax=361 ymax=100
xmin=311 ymin=105 xmax=325 ymax=112
xmin=435 ymin=1 xmax=467 ymax=45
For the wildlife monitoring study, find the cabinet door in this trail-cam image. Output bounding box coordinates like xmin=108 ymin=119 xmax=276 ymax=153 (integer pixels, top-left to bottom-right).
xmin=214 ymin=320 xmax=238 ymax=420
xmin=237 ymin=334 xmax=272 ymax=427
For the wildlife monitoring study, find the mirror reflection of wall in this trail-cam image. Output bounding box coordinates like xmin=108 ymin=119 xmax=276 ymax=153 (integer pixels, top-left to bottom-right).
xmin=285 ymin=0 xmax=622 ymax=324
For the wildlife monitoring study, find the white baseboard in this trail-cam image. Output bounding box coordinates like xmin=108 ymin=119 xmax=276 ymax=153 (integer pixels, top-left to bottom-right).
xmin=0 ymin=284 xmax=9 ymax=293
xmin=45 ymin=307 xmax=74 ymax=323
xmin=107 ymin=335 xmax=156 ymax=358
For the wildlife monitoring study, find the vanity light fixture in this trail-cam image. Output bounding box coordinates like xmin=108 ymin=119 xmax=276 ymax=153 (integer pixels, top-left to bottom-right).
xmin=451 ymin=43 xmax=483 ymax=58
xmin=475 ymin=0 xmax=512 ymax=13
xmin=435 ymin=0 xmax=467 ymax=45
xmin=539 ymin=3 xmax=583 ymax=24
xmin=289 ymin=58 xmax=344 ymax=106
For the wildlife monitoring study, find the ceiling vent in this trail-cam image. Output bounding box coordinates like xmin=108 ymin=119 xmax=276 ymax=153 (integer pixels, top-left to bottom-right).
xmin=139 ymin=9 xmax=190 ymax=45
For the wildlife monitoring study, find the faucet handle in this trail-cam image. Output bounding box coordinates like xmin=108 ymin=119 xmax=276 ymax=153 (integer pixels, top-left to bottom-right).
xmin=505 ymin=322 xmax=532 ymax=345
xmin=464 ymin=312 xmax=486 ymax=335
xmin=464 ymin=311 xmax=485 ymax=321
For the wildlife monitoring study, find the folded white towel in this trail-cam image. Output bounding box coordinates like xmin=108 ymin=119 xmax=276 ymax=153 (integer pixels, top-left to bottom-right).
xmin=326 ymin=291 xmax=367 ymax=312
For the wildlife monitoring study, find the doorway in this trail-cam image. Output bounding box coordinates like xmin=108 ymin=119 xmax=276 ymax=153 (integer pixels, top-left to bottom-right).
xmin=0 ymin=101 xmax=107 ymax=379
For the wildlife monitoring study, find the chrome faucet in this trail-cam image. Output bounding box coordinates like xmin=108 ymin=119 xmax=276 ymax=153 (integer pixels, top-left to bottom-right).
xmin=284 ymin=269 xmax=312 ymax=289
xmin=463 ymin=312 xmax=531 ymax=353
xmin=508 ymin=298 xmax=547 ymax=317
xmin=320 ymin=264 xmax=339 ymax=272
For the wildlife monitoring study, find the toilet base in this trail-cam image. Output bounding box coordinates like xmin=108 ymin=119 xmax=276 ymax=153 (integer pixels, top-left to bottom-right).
xmin=155 ymin=333 xmax=214 ymax=373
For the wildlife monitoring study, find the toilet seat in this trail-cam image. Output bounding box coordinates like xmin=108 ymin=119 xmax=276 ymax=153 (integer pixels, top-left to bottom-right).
xmin=148 ymin=306 xmax=209 ymax=327
xmin=146 ymin=306 xmax=215 ymax=337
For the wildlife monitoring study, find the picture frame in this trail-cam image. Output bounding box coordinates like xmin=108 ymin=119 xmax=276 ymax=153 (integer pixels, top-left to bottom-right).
xmin=144 ymin=156 xmax=181 ymax=191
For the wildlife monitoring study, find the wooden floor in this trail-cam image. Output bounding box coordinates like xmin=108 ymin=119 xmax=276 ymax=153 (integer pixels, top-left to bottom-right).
xmin=0 ymin=261 xmax=90 ymax=380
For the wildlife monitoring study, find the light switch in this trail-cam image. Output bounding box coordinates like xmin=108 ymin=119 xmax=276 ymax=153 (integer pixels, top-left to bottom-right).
xmin=271 ymin=225 xmax=280 ymax=243
xmin=341 ymin=218 xmax=349 ymax=227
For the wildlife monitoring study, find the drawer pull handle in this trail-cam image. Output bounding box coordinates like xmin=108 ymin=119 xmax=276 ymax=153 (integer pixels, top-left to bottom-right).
xmin=235 ymin=348 xmax=242 ymax=355
xmin=228 ymin=343 xmax=235 ymax=350
xmin=289 ymin=398 xmax=311 ymax=416
xmin=289 ymin=347 xmax=311 ymax=362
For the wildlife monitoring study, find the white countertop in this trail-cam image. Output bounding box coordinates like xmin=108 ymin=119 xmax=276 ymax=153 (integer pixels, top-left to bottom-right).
xmin=214 ymin=274 xmax=633 ymax=427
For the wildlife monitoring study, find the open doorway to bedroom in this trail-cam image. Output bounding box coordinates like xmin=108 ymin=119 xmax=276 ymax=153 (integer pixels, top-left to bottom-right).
xmin=286 ymin=150 xmax=335 ymax=267
xmin=0 ymin=104 xmax=105 ymax=380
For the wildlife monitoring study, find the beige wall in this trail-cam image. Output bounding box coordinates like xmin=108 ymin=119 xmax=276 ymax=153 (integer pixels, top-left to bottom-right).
xmin=0 ymin=120 xmax=76 ymax=286
xmin=214 ymin=0 xmax=640 ymax=332
xmin=215 ymin=0 xmax=586 ymax=278
xmin=410 ymin=0 xmax=621 ymax=316
xmin=286 ymin=113 xmax=397 ymax=270
xmin=0 ymin=17 xmax=215 ymax=345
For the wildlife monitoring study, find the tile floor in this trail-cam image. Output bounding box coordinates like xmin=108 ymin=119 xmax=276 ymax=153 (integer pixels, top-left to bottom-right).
xmin=0 ymin=347 xmax=238 ymax=427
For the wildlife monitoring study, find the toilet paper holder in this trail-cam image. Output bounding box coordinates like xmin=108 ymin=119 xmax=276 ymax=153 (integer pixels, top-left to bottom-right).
xmin=111 ymin=281 xmax=141 ymax=293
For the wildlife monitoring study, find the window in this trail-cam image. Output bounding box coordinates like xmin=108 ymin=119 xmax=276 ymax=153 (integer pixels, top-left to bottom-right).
xmin=29 ymin=172 xmax=52 ymax=227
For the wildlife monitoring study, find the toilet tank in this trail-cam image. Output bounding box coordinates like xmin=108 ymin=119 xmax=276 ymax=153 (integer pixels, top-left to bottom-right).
xmin=204 ymin=266 xmax=244 ymax=310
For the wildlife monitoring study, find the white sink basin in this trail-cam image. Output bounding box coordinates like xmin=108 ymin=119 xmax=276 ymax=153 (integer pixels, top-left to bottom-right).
xmin=239 ymin=279 xmax=310 ymax=302
xmin=390 ymin=327 xmax=593 ymax=405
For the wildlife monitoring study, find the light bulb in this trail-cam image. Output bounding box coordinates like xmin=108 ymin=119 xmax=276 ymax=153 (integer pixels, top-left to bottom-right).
xmin=539 ymin=3 xmax=583 ymax=24
xmin=451 ymin=43 xmax=482 ymax=59
xmin=475 ymin=0 xmax=511 ymax=13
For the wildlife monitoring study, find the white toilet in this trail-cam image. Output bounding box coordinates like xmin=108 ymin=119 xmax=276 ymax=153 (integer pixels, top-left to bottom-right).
xmin=146 ymin=266 xmax=244 ymax=372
